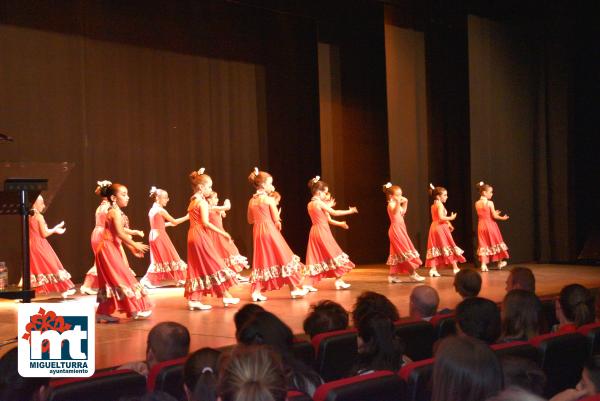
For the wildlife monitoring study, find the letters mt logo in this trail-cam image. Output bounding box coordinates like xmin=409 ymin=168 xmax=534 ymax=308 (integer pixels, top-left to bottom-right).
xmin=18 ymin=303 xmax=95 ymax=377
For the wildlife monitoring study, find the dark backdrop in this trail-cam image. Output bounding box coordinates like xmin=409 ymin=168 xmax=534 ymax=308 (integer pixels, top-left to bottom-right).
xmin=0 ymin=0 xmax=597 ymax=283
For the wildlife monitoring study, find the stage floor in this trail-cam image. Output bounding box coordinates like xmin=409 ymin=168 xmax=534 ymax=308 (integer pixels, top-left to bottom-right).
xmin=2 ymin=263 xmax=600 ymax=369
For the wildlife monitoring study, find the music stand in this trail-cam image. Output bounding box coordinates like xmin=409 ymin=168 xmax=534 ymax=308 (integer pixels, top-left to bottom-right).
xmin=0 ymin=162 xmax=73 ymax=302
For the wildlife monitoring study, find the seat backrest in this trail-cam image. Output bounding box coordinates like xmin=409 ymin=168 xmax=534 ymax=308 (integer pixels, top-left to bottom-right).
xmin=491 ymin=341 xmax=539 ymax=365
xmin=312 ymin=329 xmax=358 ymax=382
xmin=578 ymin=322 xmax=600 ymax=357
xmin=313 ymin=370 xmax=402 ymax=401
xmin=399 ymin=358 xmax=434 ymax=401
xmin=47 ymin=369 xmax=146 ymax=401
xmin=531 ymin=332 xmax=588 ymax=397
xmin=429 ymin=313 xmax=456 ymax=340
xmin=287 ymin=390 xmax=313 ymax=401
xmin=146 ymin=356 xmax=187 ymax=400
xmin=293 ymin=339 xmax=316 ymax=368
xmin=394 ymin=320 xmax=435 ymax=361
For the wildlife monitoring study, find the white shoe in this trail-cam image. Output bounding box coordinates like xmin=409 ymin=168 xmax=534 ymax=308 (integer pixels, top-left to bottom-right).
xmin=303 ymin=285 xmax=318 ymax=292
xmin=498 ymin=261 xmax=508 ymax=269
xmin=429 ymin=268 xmax=441 ymax=277
xmin=236 ymin=274 xmax=250 ymax=283
xmin=188 ymin=301 xmax=212 ymax=311
xmin=334 ymin=279 xmax=351 ymax=290
xmin=481 ymin=264 xmax=489 ymax=272
xmin=96 ymin=313 xmax=119 ymax=323
xmin=61 ymin=289 xmax=76 ymax=298
xmin=79 ymin=286 xmax=97 ymax=295
xmin=222 ymin=297 xmax=240 ymax=307
xmin=453 ymin=267 xmax=460 ymax=275
xmin=132 ymin=310 xmax=152 ymax=319
xmin=409 ymin=273 xmax=426 ymax=282
xmin=388 ymin=276 xmax=402 ymax=284
xmin=140 ymin=277 xmax=156 ymax=289
xmin=251 ymin=292 xmax=267 ymax=302
xmin=176 ymin=280 xmax=186 ymax=287
xmin=290 ymin=288 xmax=308 ymax=299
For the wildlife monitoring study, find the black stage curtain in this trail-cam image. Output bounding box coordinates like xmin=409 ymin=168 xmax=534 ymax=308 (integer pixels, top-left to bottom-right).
xmin=468 ymin=13 xmax=572 ymax=263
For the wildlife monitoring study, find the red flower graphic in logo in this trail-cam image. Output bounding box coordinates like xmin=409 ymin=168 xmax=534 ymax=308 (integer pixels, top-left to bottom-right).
xmin=22 ymin=307 xmax=72 ymax=352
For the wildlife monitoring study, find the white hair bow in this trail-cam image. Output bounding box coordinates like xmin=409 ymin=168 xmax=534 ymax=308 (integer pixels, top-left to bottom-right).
xmin=313 ymin=175 xmax=320 ymax=183
xmin=254 ymin=167 xmax=259 ymax=176
xmin=429 ymin=183 xmax=435 ymax=190
xmin=198 ymin=167 xmax=205 ymax=174
xmin=384 ymin=182 xmax=392 ymax=189
xmin=97 ymin=180 xmax=112 ymax=188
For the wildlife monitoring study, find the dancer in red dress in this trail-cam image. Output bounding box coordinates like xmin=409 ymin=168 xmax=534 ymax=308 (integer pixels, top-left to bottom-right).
xmin=185 ymin=168 xmax=239 ymax=311
xmin=82 ymin=180 xmax=145 ymax=294
xmin=425 ymin=184 xmax=466 ymax=276
xmin=81 ymin=180 xmax=112 ymax=295
xmin=28 ymin=195 xmax=75 ymax=297
xmin=475 ymin=181 xmax=509 ymax=272
xmin=304 ymin=176 xmax=358 ymax=291
xmin=247 ymin=167 xmax=307 ymax=302
xmin=383 ymin=182 xmax=425 ymax=283
xmin=140 ymin=186 xmax=189 ymax=288
xmin=207 ymin=191 xmax=250 ymax=283
xmin=95 ymin=183 xmax=152 ymax=322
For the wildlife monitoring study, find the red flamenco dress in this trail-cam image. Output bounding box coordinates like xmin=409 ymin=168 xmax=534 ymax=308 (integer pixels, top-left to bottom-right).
xmin=425 ymin=201 xmax=466 ymax=268
xmin=143 ymin=204 xmax=187 ymax=286
xmin=208 ymin=209 xmax=250 ymax=273
xmin=28 ymin=211 xmax=75 ymax=294
xmin=185 ymin=198 xmax=237 ymax=300
xmin=304 ymin=198 xmax=354 ymax=281
xmin=248 ymin=194 xmax=304 ymax=292
xmin=95 ymin=209 xmax=152 ymax=317
xmin=387 ymin=204 xmax=422 ymax=274
xmin=476 ymin=199 xmax=509 ymax=264
xmin=82 ymin=200 xmax=110 ymax=290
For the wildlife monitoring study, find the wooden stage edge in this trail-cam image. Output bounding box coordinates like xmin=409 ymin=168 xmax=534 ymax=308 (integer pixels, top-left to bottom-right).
xmin=1 ymin=263 xmax=600 ymax=368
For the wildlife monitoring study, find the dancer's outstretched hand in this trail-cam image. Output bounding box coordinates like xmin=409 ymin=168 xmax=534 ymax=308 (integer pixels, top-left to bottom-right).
xmin=54 ymin=221 xmax=66 ymax=235
xmin=133 ymin=242 xmax=149 ymax=255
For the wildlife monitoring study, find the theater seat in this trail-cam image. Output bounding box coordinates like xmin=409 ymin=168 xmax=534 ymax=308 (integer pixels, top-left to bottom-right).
xmin=47 ymin=369 xmax=146 ymax=401
xmin=578 ymin=322 xmax=600 ymax=356
xmin=429 ymin=313 xmax=456 ymax=340
xmin=399 ymin=358 xmax=434 ymax=401
xmin=312 ymin=329 xmax=358 ymax=382
xmin=531 ymin=332 xmax=588 ymax=397
xmin=146 ymin=356 xmax=187 ymax=400
xmin=491 ymin=341 xmax=539 ymax=365
xmin=293 ymin=339 xmax=316 ymax=368
xmin=394 ymin=320 xmax=435 ymax=361
xmin=313 ymin=370 xmax=402 ymax=401
xmin=287 ymin=390 xmax=313 ymax=401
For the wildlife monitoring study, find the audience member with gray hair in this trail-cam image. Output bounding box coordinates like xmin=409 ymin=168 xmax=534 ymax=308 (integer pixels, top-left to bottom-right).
xmin=409 ymin=285 xmax=440 ymax=321
xmin=119 ymin=321 xmax=190 ymax=377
